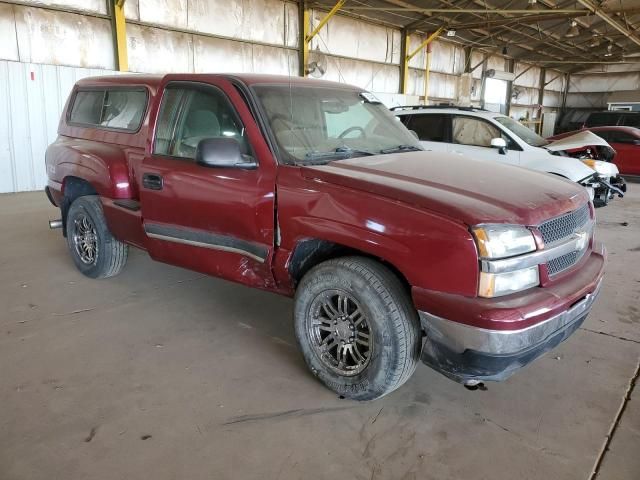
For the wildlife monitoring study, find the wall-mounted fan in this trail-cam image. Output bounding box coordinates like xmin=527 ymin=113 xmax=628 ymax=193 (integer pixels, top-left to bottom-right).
xmin=306 ymin=47 xmax=327 ymax=78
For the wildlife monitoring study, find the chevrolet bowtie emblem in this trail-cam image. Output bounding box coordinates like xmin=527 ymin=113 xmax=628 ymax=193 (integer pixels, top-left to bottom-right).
xmin=575 ymin=230 xmax=589 ymax=251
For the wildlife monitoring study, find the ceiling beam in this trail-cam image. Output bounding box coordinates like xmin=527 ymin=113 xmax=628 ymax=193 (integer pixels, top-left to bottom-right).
xmin=449 ymin=11 xmax=578 ymax=31
xmin=458 ymin=0 xmax=607 ymax=62
xmin=518 ymin=59 xmax=640 ymax=65
xmin=576 ymin=0 xmax=640 ymax=49
xmin=437 ymin=0 xmax=595 ymax=62
xmin=340 ymin=7 xmax=590 ymax=15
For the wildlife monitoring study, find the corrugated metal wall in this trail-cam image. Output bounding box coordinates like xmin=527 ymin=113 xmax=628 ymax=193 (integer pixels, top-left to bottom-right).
xmin=309 ymin=8 xmax=400 ymax=93
xmin=563 ymin=71 xmax=640 ymax=125
xmin=1 ymin=0 xmax=639 ymax=192
xmin=124 ymin=0 xmax=299 ymax=75
xmin=0 ymin=3 xmax=114 ymax=68
xmin=0 ymin=60 xmax=118 ymax=193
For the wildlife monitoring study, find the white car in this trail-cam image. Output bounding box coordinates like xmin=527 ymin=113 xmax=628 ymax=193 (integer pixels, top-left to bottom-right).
xmin=393 ymin=106 xmax=625 ymax=206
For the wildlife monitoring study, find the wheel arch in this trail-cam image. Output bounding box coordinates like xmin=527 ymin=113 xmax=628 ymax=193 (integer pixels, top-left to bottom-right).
xmin=288 ymin=238 xmax=412 ymax=295
xmin=60 ymin=176 xmax=99 ymax=236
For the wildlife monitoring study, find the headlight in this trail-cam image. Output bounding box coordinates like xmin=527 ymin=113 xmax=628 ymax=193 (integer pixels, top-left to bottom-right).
xmin=473 ymin=225 xmax=539 ymax=297
xmin=581 ymin=159 xmax=618 ymax=177
xmin=479 ymin=267 xmax=539 ymax=298
xmin=472 ymin=225 xmax=536 ymax=259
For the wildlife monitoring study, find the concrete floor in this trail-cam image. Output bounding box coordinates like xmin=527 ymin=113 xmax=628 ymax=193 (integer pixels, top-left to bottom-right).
xmin=1 ymin=188 xmax=638 ymax=480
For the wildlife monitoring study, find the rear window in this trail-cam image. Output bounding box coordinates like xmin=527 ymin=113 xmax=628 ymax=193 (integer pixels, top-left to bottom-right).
xmin=68 ymin=88 xmax=147 ymax=132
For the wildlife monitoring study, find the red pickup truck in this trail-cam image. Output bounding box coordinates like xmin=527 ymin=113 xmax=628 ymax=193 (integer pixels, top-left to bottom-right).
xmin=45 ymin=74 xmax=605 ymax=400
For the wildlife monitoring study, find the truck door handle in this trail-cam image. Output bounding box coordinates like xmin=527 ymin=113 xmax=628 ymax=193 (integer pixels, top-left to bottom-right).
xmin=142 ymin=173 xmax=163 ymax=190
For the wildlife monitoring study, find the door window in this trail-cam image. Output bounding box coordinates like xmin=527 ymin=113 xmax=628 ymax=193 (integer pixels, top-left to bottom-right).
xmin=621 ymin=114 xmax=640 ymax=128
xmin=592 ymin=130 xmax=611 ymax=142
xmin=154 ymin=84 xmax=249 ymax=160
xmin=408 ymin=114 xmax=448 ymax=142
xmin=452 ymin=116 xmax=502 ymax=148
xmin=607 ymin=130 xmax=638 ymax=144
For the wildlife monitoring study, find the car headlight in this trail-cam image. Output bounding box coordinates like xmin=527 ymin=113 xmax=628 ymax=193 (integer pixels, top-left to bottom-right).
xmin=472 ymin=225 xmax=536 ymax=259
xmin=472 ymin=225 xmax=539 ymax=298
xmin=479 ymin=267 xmax=540 ymax=298
xmin=581 ymin=159 xmax=618 ymax=177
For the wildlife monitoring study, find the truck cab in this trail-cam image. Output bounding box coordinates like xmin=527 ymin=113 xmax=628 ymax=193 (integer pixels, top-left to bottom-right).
xmin=45 ymin=74 xmax=605 ymax=400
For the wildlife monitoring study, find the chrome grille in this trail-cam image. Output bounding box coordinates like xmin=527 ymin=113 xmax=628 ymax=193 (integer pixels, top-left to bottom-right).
xmin=539 ymin=203 xmax=590 ymax=245
xmin=538 ymin=203 xmax=591 ymax=276
xmin=547 ymin=251 xmax=579 ymax=276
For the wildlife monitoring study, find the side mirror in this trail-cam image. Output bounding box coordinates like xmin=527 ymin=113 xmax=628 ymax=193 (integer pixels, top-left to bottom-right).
xmin=490 ymin=137 xmax=508 ymax=155
xmin=409 ymin=129 xmax=419 ymax=140
xmin=195 ymin=138 xmax=257 ymax=169
xmin=633 ymin=139 xmax=640 ymax=145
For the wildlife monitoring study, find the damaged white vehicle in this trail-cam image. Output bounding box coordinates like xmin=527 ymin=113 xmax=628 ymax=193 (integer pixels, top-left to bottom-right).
xmin=393 ymin=106 xmax=626 ymax=207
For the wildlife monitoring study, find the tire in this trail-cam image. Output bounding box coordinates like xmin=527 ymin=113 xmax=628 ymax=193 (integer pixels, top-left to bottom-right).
xmin=294 ymin=256 xmax=421 ymax=401
xmin=65 ymin=195 xmax=128 ymax=279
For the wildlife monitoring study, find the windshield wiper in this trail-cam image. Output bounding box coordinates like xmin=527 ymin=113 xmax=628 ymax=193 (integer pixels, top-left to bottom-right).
xmin=379 ymin=145 xmax=423 ymax=154
xmin=303 ymin=146 xmax=376 ymax=163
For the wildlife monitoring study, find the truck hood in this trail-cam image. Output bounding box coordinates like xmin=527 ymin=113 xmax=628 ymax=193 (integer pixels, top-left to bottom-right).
xmin=545 ymin=130 xmax=611 ymax=152
xmin=302 ymin=151 xmax=589 ymax=227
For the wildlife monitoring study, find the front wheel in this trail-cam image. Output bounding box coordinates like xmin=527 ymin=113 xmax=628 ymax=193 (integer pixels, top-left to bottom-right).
xmin=65 ymin=195 xmax=128 ymax=279
xmin=294 ymin=257 xmax=421 ymax=401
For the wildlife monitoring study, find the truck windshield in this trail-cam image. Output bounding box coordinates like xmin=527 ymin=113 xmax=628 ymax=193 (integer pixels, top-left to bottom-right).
xmin=494 ymin=116 xmax=548 ymax=147
xmin=253 ymin=85 xmax=422 ymax=164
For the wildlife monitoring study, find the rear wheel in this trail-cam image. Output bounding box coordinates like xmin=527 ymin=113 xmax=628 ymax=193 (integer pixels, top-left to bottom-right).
xmin=294 ymin=257 xmax=421 ymax=401
xmin=65 ymin=195 xmax=128 ymax=278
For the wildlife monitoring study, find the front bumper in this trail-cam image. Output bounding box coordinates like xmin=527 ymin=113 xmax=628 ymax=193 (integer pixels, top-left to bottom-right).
xmin=419 ymin=280 xmax=601 ymax=383
xmin=610 ymin=175 xmax=627 ymax=194
xmin=416 ymin=246 xmax=605 ymax=384
xmin=593 ymin=175 xmax=626 ymax=207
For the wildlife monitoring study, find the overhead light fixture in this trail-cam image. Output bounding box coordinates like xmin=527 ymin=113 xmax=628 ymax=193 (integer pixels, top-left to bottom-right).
xmin=604 ymin=43 xmax=613 ymax=57
xmin=446 ymin=30 xmax=456 ymax=37
xmin=526 ymin=0 xmax=542 ymax=10
xmin=565 ymin=20 xmax=580 ymax=38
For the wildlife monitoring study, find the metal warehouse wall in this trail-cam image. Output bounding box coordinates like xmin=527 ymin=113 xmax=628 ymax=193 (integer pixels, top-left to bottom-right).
xmin=566 ymin=72 xmax=640 ymax=109
xmin=124 ymin=0 xmax=299 ymax=75
xmin=1 ymin=0 xmax=636 ymax=192
xmin=0 ymin=0 xmax=574 ymax=101
xmin=0 ymin=2 xmax=114 ymax=68
xmin=0 ymin=61 xmax=119 ymax=193
xmin=562 ymin=69 xmax=640 ymax=126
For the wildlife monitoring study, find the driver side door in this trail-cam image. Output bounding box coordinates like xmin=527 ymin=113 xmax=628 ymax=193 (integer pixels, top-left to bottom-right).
xmin=138 ymin=80 xmax=277 ymax=288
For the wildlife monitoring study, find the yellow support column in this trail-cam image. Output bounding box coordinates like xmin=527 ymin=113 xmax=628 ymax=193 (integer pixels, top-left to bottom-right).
xmin=400 ymin=29 xmax=409 ymax=93
xmin=424 ymin=44 xmax=431 ymax=103
xmin=113 ymin=0 xmax=128 ymax=71
xmin=301 ymin=8 xmax=310 ymax=76
xmin=402 ymin=28 xmax=443 ymax=94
